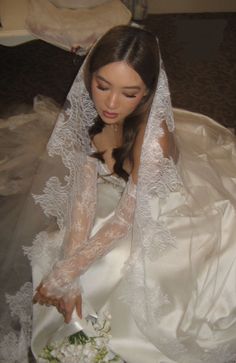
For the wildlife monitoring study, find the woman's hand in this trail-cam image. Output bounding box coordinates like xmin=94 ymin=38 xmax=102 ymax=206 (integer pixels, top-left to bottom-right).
xmin=33 ymin=282 xmax=82 ymax=323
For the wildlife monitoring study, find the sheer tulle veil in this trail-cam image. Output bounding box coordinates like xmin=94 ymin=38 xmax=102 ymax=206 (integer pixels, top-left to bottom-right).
xmin=1 ymin=25 xmax=234 ymax=363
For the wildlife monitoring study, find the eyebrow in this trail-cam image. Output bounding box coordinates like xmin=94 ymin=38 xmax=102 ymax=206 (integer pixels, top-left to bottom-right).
xmin=96 ymin=74 xmax=142 ymax=90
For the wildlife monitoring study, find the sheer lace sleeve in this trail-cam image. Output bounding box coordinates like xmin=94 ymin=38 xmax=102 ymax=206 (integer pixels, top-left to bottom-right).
xmin=62 ymin=155 xmax=98 ymax=258
xmin=34 ymin=155 xmax=98 ymax=297
xmin=41 ymin=177 xmax=136 ymax=298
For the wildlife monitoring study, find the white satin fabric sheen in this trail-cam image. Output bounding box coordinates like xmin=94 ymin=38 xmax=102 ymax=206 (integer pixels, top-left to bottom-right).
xmin=32 ymin=109 xmax=236 ymax=363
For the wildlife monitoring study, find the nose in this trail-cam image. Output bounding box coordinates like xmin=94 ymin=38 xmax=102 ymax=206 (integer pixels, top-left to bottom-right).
xmin=105 ymin=91 xmax=119 ymax=110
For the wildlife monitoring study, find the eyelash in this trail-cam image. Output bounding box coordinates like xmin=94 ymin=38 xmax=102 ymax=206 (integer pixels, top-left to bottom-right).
xmin=96 ymin=85 xmax=137 ymax=98
xmin=97 ymin=85 xmax=108 ymax=91
xmin=124 ymin=94 xmax=136 ymax=98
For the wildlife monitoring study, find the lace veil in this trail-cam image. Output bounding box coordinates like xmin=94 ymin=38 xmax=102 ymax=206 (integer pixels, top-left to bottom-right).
xmin=1 ymin=23 xmax=236 ymax=363
xmin=23 ymin=27 xmax=180 ymax=280
xmin=1 ymin=25 xmax=182 ymax=362
xmin=29 ymin=26 xmax=185 ymax=357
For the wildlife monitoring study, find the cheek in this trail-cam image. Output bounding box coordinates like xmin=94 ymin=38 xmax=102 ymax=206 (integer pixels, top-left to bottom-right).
xmin=127 ymin=95 xmax=144 ymax=112
xmin=91 ymin=86 xmax=101 ymax=109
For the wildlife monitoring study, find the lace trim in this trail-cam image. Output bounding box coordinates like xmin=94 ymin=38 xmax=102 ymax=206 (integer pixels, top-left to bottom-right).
xmin=33 ymin=64 xmax=97 ymax=231
xmin=39 ymin=177 xmax=136 ymax=299
xmin=142 ymin=220 xmax=176 ymax=259
xmin=20 ymin=39 xmax=235 ymax=363
xmin=5 ymin=282 xmax=33 ymax=344
xmin=23 ymin=230 xmax=64 ymax=272
xmin=0 ymin=282 xmax=33 ymax=363
xmin=0 ymin=332 xmax=29 ymax=363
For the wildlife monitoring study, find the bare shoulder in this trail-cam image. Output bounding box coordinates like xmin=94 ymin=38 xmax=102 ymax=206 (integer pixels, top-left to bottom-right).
xmin=132 ymin=120 xmax=174 ymax=184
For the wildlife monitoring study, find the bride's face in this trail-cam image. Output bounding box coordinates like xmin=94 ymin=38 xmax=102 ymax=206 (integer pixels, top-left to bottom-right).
xmin=91 ymin=61 xmax=147 ymax=126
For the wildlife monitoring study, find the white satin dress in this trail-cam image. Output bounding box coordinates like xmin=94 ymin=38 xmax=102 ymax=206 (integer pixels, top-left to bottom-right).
xmin=30 ymin=108 xmax=236 ymax=363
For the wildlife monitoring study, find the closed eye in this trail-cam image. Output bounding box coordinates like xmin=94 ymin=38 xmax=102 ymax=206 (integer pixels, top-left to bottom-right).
xmin=124 ymin=93 xmax=137 ymax=98
xmin=97 ymin=85 xmax=109 ymax=91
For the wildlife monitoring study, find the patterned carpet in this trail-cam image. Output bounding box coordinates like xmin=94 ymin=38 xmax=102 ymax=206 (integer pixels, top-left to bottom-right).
xmin=0 ymin=12 xmax=235 ymax=363
xmin=0 ymin=13 xmax=236 ymax=130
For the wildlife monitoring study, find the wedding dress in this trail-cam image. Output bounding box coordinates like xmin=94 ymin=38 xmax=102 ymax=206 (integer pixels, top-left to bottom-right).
xmin=0 ymin=52 xmax=236 ymax=363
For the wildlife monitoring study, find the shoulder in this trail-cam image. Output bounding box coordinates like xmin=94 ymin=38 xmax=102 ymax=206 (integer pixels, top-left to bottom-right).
xmin=131 ymin=120 xmax=175 ymax=184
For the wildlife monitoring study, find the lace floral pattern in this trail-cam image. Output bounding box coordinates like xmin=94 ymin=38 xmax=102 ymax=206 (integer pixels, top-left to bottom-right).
xmin=142 ymin=220 xmax=176 ymax=260
xmin=0 ymin=282 xmax=33 ymax=363
xmin=41 ymin=177 xmax=136 ymax=299
xmin=119 ymin=62 xmax=196 ymax=362
xmin=33 ymin=64 xmax=97 ymax=232
xmin=3 ymin=31 xmax=235 ymax=363
xmin=23 ymin=230 xmax=63 ymax=273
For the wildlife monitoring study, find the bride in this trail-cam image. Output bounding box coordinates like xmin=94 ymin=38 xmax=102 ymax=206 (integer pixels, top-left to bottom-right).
xmin=1 ymin=25 xmax=236 ymax=363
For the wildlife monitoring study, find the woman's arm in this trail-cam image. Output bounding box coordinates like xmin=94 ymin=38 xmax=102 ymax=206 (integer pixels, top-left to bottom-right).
xmin=38 ymin=121 xmax=149 ymax=295
xmin=41 ymin=177 xmax=136 ymax=287
xmin=62 ymin=156 xmax=98 ymax=258
xmin=33 ymin=155 xmax=98 ymax=320
xmin=33 ymin=176 xmax=136 ymax=321
xmin=33 ymin=121 xmax=173 ymax=321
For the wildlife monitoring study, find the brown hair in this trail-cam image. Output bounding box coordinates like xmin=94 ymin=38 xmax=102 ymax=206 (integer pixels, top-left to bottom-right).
xmin=84 ymin=25 xmax=160 ymax=180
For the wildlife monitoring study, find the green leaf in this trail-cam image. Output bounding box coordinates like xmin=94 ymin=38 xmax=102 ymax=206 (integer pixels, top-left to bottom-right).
xmin=68 ymin=330 xmax=89 ymax=345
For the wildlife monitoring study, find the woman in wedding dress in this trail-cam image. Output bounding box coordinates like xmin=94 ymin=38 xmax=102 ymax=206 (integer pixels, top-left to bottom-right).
xmin=1 ymin=25 xmax=236 ymax=363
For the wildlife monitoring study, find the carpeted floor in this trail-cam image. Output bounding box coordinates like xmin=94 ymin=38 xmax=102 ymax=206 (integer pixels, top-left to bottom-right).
xmin=143 ymin=13 xmax=236 ymax=130
xmin=0 ymin=12 xmax=235 ymax=363
xmin=0 ymin=12 xmax=236 ymax=129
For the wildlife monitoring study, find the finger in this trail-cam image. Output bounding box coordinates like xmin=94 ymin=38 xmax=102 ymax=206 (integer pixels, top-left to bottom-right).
xmin=56 ymin=304 xmax=63 ymax=314
xmin=45 ymin=297 xmax=59 ymax=306
xmin=36 ymin=282 xmax=43 ymax=292
xmin=56 ymin=299 xmax=65 ymax=314
xmin=51 ymin=298 xmax=59 ymax=306
xmin=64 ymin=300 xmax=75 ymax=324
xmin=54 ymin=298 xmax=67 ymax=320
xmin=59 ymin=298 xmax=65 ymax=312
xmin=32 ymin=292 xmax=40 ymax=304
xmin=36 ymin=284 xmax=48 ymax=299
xmin=75 ymin=295 xmax=82 ymax=319
xmin=33 ymin=292 xmax=52 ymax=306
xmin=36 ymin=285 xmax=58 ymax=303
xmin=64 ymin=306 xmax=74 ymax=324
xmin=32 ymin=291 xmax=47 ymax=305
xmin=37 ymin=285 xmax=48 ymax=298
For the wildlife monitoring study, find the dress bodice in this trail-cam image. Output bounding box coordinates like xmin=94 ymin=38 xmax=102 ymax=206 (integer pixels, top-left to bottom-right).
xmin=97 ymin=160 xmax=126 ymax=190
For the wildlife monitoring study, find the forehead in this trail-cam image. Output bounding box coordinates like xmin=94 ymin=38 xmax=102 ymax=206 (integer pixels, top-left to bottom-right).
xmin=93 ymin=61 xmax=145 ymax=87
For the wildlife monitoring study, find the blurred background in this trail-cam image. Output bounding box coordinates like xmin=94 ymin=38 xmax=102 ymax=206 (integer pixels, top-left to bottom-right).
xmin=0 ymin=0 xmax=235 ymax=129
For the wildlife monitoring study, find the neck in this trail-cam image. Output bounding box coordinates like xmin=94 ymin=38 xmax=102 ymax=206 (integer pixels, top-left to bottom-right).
xmin=105 ymin=123 xmax=123 ymax=148
xmin=111 ymin=123 xmax=119 ymax=132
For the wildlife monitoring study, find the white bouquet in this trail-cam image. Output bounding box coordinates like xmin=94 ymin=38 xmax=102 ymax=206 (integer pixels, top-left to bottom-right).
xmin=38 ymin=312 xmax=124 ymax=363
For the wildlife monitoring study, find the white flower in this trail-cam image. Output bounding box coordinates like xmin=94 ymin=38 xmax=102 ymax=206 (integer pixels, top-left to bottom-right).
xmin=37 ymin=358 xmax=49 ymax=363
xmin=39 ymin=310 xmax=125 ymax=363
xmin=83 ymin=344 xmax=96 ymax=357
xmin=63 ymin=356 xmax=79 ymax=363
xmin=64 ymin=343 xmax=82 ymax=356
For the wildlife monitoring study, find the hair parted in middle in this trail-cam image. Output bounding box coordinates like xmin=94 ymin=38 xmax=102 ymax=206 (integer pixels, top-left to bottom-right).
xmin=84 ymin=25 xmax=160 ymax=181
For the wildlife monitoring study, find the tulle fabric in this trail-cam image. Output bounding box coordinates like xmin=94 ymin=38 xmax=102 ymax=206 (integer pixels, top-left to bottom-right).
xmin=0 ymin=40 xmax=236 ymax=362
xmin=0 ymin=96 xmax=236 ymax=362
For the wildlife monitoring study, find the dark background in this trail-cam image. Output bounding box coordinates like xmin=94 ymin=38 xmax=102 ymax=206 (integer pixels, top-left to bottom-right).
xmin=0 ymin=12 xmax=235 ymax=363
xmin=0 ymin=13 xmax=236 ymax=130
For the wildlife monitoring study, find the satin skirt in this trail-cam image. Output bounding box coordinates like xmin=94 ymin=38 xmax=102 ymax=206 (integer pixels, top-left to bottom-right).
xmin=31 ymin=109 xmax=236 ymax=363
